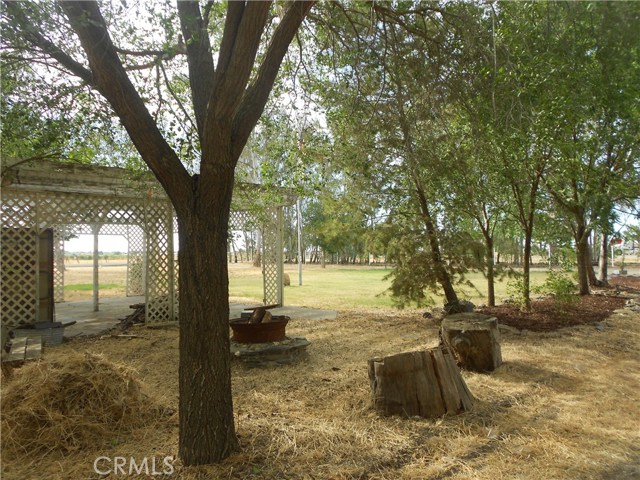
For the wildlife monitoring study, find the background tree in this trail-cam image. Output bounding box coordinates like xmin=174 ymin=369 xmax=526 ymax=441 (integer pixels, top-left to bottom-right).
xmin=539 ymin=1 xmax=640 ymax=294
xmin=309 ymin=2 xmax=489 ymax=308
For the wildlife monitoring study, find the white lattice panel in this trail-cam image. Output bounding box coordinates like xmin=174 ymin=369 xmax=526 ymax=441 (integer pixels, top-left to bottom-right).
xmin=53 ymin=228 xmax=65 ymax=302
xmin=38 ymin=193 xmax=145 ymax=226
xmin=1 ymin=194 xmax=36 ymax=227
xmin=126 ymin=224 xmax=145 ymax=296
xmin=230 ymin=210 xmax=252 ymax=230
xmin=262 ymin=209 xmax=279 ymax=305
xmin=145 ymin=201 xmax=177 ymax=323
xmin=1 ymin=189 xmax=178 ymax=325
xmin=1 ymin=194 xmax=38 ymax=326
xmin=1 ymin=227 xmax=38 ymax=327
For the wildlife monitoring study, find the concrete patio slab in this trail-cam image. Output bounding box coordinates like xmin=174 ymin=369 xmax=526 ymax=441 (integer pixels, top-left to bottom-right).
xmin=56 ymin=297 xmax=336 ymax=339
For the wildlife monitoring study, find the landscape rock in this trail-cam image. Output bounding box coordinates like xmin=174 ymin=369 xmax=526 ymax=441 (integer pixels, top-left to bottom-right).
xmin=230 ymin=336 xmax=310 ymax=367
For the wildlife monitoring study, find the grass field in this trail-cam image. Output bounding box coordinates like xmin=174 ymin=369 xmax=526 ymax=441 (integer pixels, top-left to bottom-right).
xmin=231 ymin=263 xmax=550 ymax=309
xmin=63 ymin=261 xmax=550 ymax=309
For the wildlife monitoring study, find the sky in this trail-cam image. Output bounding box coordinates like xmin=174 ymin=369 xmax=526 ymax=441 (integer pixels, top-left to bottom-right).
xmin=65 ymin=234 xmax=130 ymax=253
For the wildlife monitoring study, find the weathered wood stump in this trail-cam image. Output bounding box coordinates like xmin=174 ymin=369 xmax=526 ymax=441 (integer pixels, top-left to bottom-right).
xmin=368 ymin=347 xmax=474 ymax=418
xmin=440 ymin=313 xmax=502 ymax=372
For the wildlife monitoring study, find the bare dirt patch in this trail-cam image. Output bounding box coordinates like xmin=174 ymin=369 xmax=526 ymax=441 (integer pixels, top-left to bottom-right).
xmin=609 ymin=274 xmax=640 ymax=294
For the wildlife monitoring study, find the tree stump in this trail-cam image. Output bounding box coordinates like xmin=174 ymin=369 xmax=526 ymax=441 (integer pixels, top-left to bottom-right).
xmin=440 ymin=313 xmax=502 ymax=372
xmin=367 ymin=347 xmax=474 ymax=418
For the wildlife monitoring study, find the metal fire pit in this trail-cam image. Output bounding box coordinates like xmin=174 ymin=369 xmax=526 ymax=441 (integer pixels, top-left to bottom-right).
xmin=229 ymin=316 xmax=290 ymax=344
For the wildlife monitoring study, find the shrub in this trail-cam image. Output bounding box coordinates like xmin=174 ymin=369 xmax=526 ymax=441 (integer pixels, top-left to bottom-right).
xmin=534 ymin=252 xmax=577 ymax=310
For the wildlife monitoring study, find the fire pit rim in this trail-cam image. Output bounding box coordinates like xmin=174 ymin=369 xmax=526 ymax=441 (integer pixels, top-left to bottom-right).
xmin=229 ymin=316 xmax=290 ymax=344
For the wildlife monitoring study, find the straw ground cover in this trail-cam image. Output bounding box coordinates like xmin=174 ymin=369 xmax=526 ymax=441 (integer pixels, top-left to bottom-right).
xmin=2 ymin=289 xmax=638 ymax=479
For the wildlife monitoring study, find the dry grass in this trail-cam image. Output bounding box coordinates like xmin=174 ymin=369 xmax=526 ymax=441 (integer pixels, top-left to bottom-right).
xmin=1 ymin=303 xmax=639 ymax=479
xmin=63 ymin=264 xmax=128 ymax=301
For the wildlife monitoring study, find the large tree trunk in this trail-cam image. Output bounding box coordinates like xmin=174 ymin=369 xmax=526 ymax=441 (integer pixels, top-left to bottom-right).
xmin=586 ymin=239 xmax=598 ymax=286
xmin=178 ymin=170 xmax=239 ymax=464
xmin=575 ymin=223 xmax=590 ymax=295
xmin=481 ymin=232 xmax=496 ymax=307
xmin=522 ymin=230 xmax=532 ymax=311
xmin=598 ymin=230 xmax=609 ymax=284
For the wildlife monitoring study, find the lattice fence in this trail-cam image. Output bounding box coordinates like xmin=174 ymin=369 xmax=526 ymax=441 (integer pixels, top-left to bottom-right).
xmin=53 ymin=228 xmax=65 ymax=303
xmin=230 ymin=210 xmax=252 ymax=230
xmin=144 ymin=201 xmax=176 ymax=323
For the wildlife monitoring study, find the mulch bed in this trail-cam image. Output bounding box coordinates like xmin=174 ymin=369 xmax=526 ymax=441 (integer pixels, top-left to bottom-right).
xmin=477 ymin=276 xmax=638 ymax=332
xmin=609 ymin=274 xmax=640 ymax=294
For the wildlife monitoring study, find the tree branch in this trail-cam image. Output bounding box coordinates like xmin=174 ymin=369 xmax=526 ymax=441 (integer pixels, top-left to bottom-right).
xmin=209 ymin=1 xmax=272 ymax=123
xmin=202 ymin=1 xmax=216 ymax=27
xmin=215 ymin=1 xmax=246 ymax=80
xmin=231 ymin=1 xmax=315 ymax=158
xmin=177 ymin=1 xmax=215 ymax=136
xmin=60 ymin=0 xmax=192 ymax=215
xmin=3 ymin=1 xmax=93 ymax=84
xmin=160 ymin=64 xmax=198 ymax=136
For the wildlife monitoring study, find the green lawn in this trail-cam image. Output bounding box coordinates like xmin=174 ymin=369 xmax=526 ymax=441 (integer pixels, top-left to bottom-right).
xmin=229 ymin=264 xmax=550 ymax=310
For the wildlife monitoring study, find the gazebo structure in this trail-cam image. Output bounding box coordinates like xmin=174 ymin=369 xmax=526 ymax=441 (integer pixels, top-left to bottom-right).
xmin=1 ymin=161 xmax=292 ymax=329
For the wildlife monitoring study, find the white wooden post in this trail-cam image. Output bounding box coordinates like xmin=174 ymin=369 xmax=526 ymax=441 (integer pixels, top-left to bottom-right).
xmin=92 ymin=224 xmax=100 ymax=312
xmin=277 ymin=207 xmax=284 ymax=306
xmin=297 ymin=198 xmax=303 ymax=286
